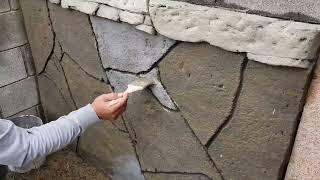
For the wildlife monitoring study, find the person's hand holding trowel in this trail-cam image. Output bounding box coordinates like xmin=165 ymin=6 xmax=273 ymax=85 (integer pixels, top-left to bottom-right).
xmin=92 ymin=93 xmax=128 ymax=121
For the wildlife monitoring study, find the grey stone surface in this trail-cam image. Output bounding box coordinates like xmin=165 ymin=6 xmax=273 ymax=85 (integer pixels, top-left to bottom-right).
xmin=20 ymin=44 xmax=35 ymax=76
xmin=216 ymin=0 xmax=320 ymax=24
xmin=10 ymin=0 xmax=20 ymax=10
xmin=106 ymin=69 xmax=176 ymax=110
xmin=53 ymin=39 xmax=63 ymax=60
xmin=49 ymin=3 xmax=105 ymax=79
xmin=122 ymin=90 xmax=221 ymax=179
xmin=44 ymin=55 xmax=76 ymax=110
xmin=20 ymin=0 xmax=54 ymax=74
xmin=144 ymin=173 xmax=210 ymax=180
xmin=61 ymin=54 xmax=112 ymax=108
xmin=0 ymin=0 xmax=10 ymax=12
xmin=38 ymin=74 xmax=74 ymax=121
xmin=160 ymin=43 xmax=245 ymax=145
xmin=173 ymin=0 xmax=214 ymax=6
xmin=208 ymin=61 xmax=312 ymax=179
xmin=0 ymin=77 xmax=39 ymax=117
xmin=0 ymin=48 xmax=27 ymax=87
xmin=0 ymin=11 xmax=27 ymax=51
xmin=8 ymin=105 xmax=41 ymax=119
xmin=79 ymin=121 xmax=144 ymax=180
xmin=90 ymin=16 xmax=175 ymax=73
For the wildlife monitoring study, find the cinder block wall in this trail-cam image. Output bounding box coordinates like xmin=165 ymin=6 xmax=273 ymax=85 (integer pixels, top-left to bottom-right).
xmin=19 ymin=0 xmax=320 ymax=180
xmin=0 ymin=0 xmax=41 ymax=119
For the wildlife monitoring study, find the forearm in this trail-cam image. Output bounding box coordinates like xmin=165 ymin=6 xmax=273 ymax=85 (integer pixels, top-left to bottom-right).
xmin=0 ymin=104 xmax=100 ymax=167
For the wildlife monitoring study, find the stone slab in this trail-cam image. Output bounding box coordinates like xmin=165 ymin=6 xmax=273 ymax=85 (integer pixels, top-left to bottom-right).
xmin=49 ymin=3 xmax=105 ymax=79
xmin=61 ymin=0 xmax=99 ymax=15
xmin=97 ymin=4 xmax=120 ymax=22
xmin=216 ymin=0 xmax=320 ymax=24
xmin=119 ymin=10 xmax=144 ymax=25
xmin=106 ymin=69 xmax=176 ymax=110
xmin=0 ymin=11 xmax=27 ymax=51
xmin=0 ymin=0 xmax=10 ymax=12
xmin=38 ymin=74 xmax=74 ymax=121
xmin=61 ymin=54 xmax=112 ymax=108
xmin=89 ymin=0 xmax=148 ymax=13
xmin=208 ymin=61 xmax=312 ymax=179
xmin=149 ymin=0 xmax=320 ymax=60
xmin=160 ymin=42 xmax=244 ymax=145
xmin=44 ymin=55 xmax=76 ymax=110
xmin=0 ymin=48 xmax=27 ymax=87
xmin=79 ymin=121 xmax=144 ymax=180
xmin=20 ymin=44 xmax=35 ymax=76
xmin=144 ymin=172 xmax=210 ymax=180
xmin=20 ymin=0 xmax=54 ymax=74
xmin=285 ymin=63 xmax=320 ymax=180
xmin=91 ymin=16 xmax=175 ymax=73
xmin=122 ymin=90 xmax=221 ymax=179
xmin=8 ymin=105 xmax=41 ymax=119
xmin=0 ymin=77 xmax=39 ymax=117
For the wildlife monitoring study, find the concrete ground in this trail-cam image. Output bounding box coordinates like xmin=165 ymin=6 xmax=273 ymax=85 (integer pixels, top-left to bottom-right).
xmin=6 ymin=148 xmax=109 ymax=180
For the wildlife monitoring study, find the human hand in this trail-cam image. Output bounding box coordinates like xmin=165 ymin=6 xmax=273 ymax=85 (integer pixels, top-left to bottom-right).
xmin=92 ymin=93 xmax=128 ymax=121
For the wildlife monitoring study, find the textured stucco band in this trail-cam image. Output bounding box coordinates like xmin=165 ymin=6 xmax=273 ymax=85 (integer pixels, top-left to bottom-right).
xmin=50 ymin=0 xmax=320 ymax=68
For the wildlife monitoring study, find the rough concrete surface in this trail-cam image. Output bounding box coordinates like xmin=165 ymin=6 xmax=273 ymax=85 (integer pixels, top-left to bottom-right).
xmin=123 ymin=90 xmax=221 ymax=179
xmin=160 ymin=42 xmax=245 ymax=145
xmin=208 ymin=61 xmax=311 ymax=180
xmin=10 ymin=0 xmax=20 ymax=10
xmin=20 ymin=0 xmax=54 ymax=74
xmin=79 ymin=121 xmax=144 ymax=180
xmin=91 ymin=16 xmax=175 ymax=73
xmin=49 ymin=3 xmax=105 ymax=79
xmin=285 ymin=63 xmax=320 ymax=180
xmin=0 ymin=77 xmax=39 ymax=117
xmin=7 ymin=148 xmax=109 ymax=180
xmin=61 ymin=54 xmax=112 ymax=108
xmin=149 ymin=0 xmax=320 ymax=61
xmin=216 ymin=0 xmax=320 ymax=24
xmin=144 ymin=172 xmax=210 ymax=180
xmin=0 ymin=47 xmax=27 ymax=87
xmin=0 ymin=10 xmax=27 ymax=51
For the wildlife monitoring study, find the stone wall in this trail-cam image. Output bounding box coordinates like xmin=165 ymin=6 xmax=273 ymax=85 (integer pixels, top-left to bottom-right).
xmin=0 ymin=0 xmax=41 ymax=119
xmin=20 ymin=0 xmax=320 ymax=180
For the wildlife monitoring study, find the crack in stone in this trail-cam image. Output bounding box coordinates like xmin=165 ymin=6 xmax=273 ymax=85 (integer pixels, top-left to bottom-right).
xmin=179 ymin=114 xmax=224 ymax=180
xmin=142 ymin=170 xmax=212 ymax=180
xmin=88 ymin=15 xmax=110 ymax=83
xmin=205 ymin=57 xmax=249 ymax=149
xmin=39 ymin=0 xmax=56 ymax=75
xmin=0 ymin=43 xmax=28 ymax=53
xmin=58 ymin=53 xmax=78 ymax=109
xmin=42 ymin=73 xmax=71 ymax=107
xmin=278 ymin=61 xmax=317 ymax=180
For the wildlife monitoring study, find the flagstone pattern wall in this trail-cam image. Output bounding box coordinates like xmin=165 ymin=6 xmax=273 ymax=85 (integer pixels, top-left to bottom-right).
xmin=0 ymin=0 xmax=41 ymax=119
xmin=20 ymin=0 xmax=320 ymax=180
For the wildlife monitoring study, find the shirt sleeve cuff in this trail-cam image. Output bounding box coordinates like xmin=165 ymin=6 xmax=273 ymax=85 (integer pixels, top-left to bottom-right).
xmin=70 ymin=104 xmax=101 ymax=132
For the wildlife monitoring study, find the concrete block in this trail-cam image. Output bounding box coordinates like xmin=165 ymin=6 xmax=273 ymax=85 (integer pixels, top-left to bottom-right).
xmin=0 ymin=0 xmax=10 ymax=12
xmin=0 ymin=77 xmax=39 ymax=117
xmin=0 ymin=11 xmax=27 ymax=51
xmin=0 ymin=48 xmax=27 ymax=87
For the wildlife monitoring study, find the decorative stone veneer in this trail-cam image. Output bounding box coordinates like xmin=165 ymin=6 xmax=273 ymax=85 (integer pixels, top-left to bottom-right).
xmin=49 ymin=0 xmax=320 ymax=68
xmin=0 ymin=1 xmax=41 ymax=119
xmin=20 ymin=0 xmax=320 ymax=179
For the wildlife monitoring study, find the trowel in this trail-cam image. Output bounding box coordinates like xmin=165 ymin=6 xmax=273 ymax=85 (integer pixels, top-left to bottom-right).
xmin=109 ymin=78 xmax=154 ymax=106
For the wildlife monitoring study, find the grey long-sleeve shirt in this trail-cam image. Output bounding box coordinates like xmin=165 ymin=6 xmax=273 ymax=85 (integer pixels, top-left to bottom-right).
xmin=0 ymin=104 xmax=100 ymax=167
